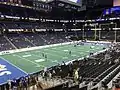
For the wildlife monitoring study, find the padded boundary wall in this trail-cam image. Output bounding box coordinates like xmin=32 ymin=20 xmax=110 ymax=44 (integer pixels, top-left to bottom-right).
xmin=0 ymin=40 xmax=111 ymax=56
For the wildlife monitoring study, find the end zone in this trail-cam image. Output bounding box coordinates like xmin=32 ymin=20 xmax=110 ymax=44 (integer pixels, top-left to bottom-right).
xmin=0 ymin=58 xmax=27 ymax=85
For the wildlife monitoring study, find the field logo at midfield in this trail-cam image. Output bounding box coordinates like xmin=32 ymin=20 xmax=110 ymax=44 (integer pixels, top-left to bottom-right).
xmin=0 ymin=64 xmax=11 ymax=76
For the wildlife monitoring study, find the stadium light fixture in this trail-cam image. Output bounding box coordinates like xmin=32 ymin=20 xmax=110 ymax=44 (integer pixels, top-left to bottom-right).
xmin=73 ymin=23 xmax=76 ymax=26
xmin=110 ymin=22 xmax=114 ymax=24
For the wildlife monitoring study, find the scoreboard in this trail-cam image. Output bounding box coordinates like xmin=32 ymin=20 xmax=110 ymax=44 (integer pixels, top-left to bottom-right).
xmin=114 ymin=0 xmax=120 ymax=6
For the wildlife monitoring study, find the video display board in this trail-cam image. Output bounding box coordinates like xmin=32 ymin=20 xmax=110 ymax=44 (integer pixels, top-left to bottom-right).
xmin=68 ymin=0 xmax=80 ymax=3
xmin=114 ymin=0 xmax=120 ymax=6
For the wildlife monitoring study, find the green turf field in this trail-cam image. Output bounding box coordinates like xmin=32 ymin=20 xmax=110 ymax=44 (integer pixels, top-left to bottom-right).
xmin=0 ymin=43 xmax=106 ymax=74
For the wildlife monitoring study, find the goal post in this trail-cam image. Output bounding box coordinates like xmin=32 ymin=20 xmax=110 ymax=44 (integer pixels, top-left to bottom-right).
xmin=98 ymin=23 xmax=117 ymax=42
xmin=82 ymin=23 xmax=100 ymax=40
xmin=82 ymin=22 xmax=120 ymax=42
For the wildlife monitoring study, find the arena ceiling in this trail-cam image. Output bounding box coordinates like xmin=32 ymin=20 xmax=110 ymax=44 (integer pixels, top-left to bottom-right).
xmin=0 ymin=0 xmax=113 ymax=20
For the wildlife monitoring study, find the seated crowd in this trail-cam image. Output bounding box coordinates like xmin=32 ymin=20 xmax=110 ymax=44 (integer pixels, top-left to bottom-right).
xmin=0 ymin=21 xmax=77 ymax=51
xmin=0 ymin=31 xmax=71 ymax=51
xmin=0 ymin=35 xmax=15 ymax=51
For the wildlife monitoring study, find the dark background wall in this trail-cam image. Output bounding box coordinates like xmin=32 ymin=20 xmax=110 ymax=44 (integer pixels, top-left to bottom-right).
xmin=96 ymin=0 xmax=113 ymax=6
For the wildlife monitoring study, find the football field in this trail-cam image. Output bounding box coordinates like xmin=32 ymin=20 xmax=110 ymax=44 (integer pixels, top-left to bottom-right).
xmin=0 ymin=43 xmax=107 ymax=84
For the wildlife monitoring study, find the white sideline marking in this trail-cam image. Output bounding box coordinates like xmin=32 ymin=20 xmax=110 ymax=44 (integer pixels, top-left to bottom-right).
xmin=35 ymin=59 xmax=45 ymax=63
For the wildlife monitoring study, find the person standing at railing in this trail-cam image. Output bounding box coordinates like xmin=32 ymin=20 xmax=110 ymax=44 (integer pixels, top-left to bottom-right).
xmin=73 ymin=68 xmax=79 ymax=84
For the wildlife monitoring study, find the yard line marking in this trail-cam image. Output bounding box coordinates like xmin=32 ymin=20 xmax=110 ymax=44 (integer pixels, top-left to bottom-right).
xmin=14 ymin=54 xmax=44 ymax=67
xmin=41 ymin=49 xmax=83 ymax=60
xmin=32 ymin=50 xmax=70 ymax=64
xmin=63 ymin=57 xmax=68 ymax=59
xmin=22 ymin=55 xmax=31 ymax=57
xmin=44 ymin=49 xmax=48 ymax=51
xmin=0 ymin=57 xmax=28 ymax=74
xmin=34 ymin=50 xmax=64 ymax=58
xmin=71 ymin=55 xmax=77 ymax=57
xmin=63 ymin=50 xmax=69 ymax=52
xmin=48 ymin=47 xmax=84 ymax=56
xmin=26 ymin=51 xmax=60 ymax=63
xmin=52 ymin=48 xmax=56 ymax=49
xmin=31 ymin=52 xmax=61 ymax=64
xmin=35 ymin=59 xmax=45 ymax=63
xmin=86 ymin=51 xmax=89 ymax=52
xmin=51 ymin=60 xmax=58 ymax=63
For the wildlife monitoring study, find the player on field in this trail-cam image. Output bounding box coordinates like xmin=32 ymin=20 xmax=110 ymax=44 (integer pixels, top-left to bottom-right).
xmin=90 ymin=46 xmax=94 ymax=49
xmin=45 ymin=54 xmax=47 ymax=61
xmin=74 ymin=44 xmax=77 ymax=47
xmin=42 ymin=53 xmax=44 ymax=57
xmin=69 ymin=51 xmax=72 ymax=55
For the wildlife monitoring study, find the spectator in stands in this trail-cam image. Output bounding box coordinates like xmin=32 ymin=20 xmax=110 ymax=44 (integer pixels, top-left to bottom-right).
xmin=68 ymin=62 xmax=73 ymax=77
xmin=74 ymin=68 xmax=79 ymax=84
xmin=52 ymin=69 xmax=56 ymax=77
xmin=48 ymin=71 xmax=52 ymax=79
